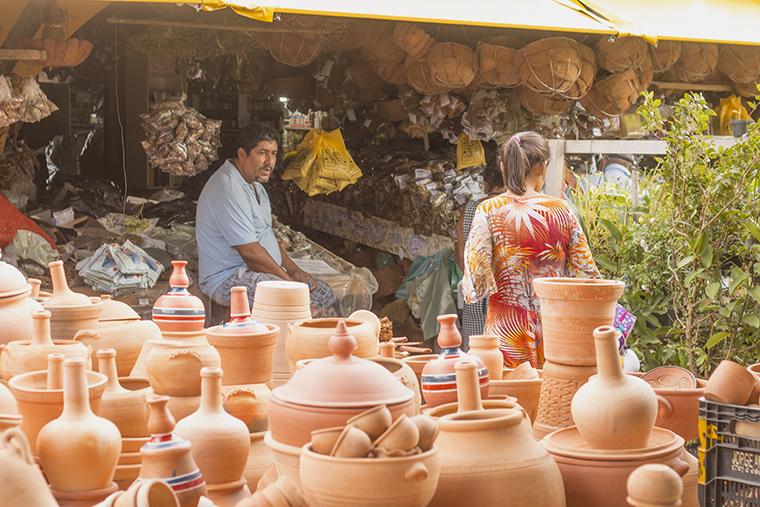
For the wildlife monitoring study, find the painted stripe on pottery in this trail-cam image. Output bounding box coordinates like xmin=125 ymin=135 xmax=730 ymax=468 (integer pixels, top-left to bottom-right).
xmin=422 ymin=382 xmax=457 ymax=392
xmin=152 ymin=307 xmax=205 ymax=316
xmin=167 ymin=288 xmax=191 ymax=295
xmin=164 ymin=470 xmax=205 ymax=491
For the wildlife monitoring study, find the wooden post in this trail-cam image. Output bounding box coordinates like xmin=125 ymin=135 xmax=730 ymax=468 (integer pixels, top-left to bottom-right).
xmin=545 ymin=139 xmax=566 ymax=197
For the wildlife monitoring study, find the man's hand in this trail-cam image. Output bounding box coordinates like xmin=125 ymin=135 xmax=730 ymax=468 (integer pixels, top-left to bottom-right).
xmin=291 ymin=268 xmax=317 ymax=290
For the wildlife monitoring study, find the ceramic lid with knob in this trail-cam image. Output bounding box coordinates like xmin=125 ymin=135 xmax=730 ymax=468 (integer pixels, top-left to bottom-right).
xmin=0 ymin=251 xmax=32 ymax=299
xmin=273 ymin=321 xmax=413 ymax=408
xmin=98 ymin=295 xmax=140 ymax=322
xmin=207 ymin=286 xmax=268 ymax=336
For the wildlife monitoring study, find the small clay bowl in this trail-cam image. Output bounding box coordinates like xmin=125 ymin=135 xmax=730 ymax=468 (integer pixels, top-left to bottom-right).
xmin=410 ymin=415 xmax=438 ymax=452
xmin=346 ymin=405 xmax=392 ymax=440
xmin=330 ymin=425 xmax=372 ymax=458
xmin=373 ymin=414 xmax=419 ymax=452
xmin=704 ymin=360 xmax=756 ymax=405
xmin=310 ymin=426 xmax=344 ymax=455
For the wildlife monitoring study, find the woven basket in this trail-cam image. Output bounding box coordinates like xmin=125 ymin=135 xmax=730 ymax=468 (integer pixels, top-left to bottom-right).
xmin=634 ymin=54 xmax=654 ymax=90
xmin=580 ymin=69 xmax=641 ymax=117
xmin=481 ymin=35 xmax=524 ymax=49
xmin=404 ymin=57 xmax=448 ymax=95
xmin=518 ymin=86 xmax=573 ymax=115
xmin=372 ymin=60 xmax=408 ymax=86
xmin=718 ymin=46 xmax=760 ymax=84
xmin=321 ymin=19 xmax=358 ymax=51
xmin=670 ymin=42 xmax=719 ymax=82
xmin=267 ymin=32 xmax=322 ymax=67
xmin=649 ymin=40 xmax=682 ymax=73
xmin=358 ymin=22 xmax=406 ymax=65
xmin=733 ymin=80 xmax=760 ymax=98
xmin=393 ymin=22 xmax=436 ymax=59
xmin=30 ymin=37 xmax=93 ymax=67
xmin=347 ymin=64 xmax=389 ymax=99
xmin=561 ymin=43 xmax=596 ymax=100
xmin=477 ymin=42 xmax=520 ymax=88
xmin=515 ymin=37 xmax=582 ymax=95
xmin=426 ymin=42 xmax=477 ymax=89
xmin=595 ymin=36 xmax=649 ymax=73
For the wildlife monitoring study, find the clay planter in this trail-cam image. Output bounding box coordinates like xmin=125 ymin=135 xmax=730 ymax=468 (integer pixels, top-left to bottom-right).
xmin=533 ymin=361 xmax=597 ymax=439
xmin=146 ymin=340 xmax=221 ymax=397
xmin=489 ymin=369 xmax=543 ymax=422
xmin=38 ymin=357 xmax=122 ymax=493
xmin=421 ymin=315 xmax=490 ymax=408
xmin=369 ymin=355 xmax=422 ymax=414
xmin=174 ymin=367 xmax=250 ymax=486
xmin=431 ymin=408 xmax=566 ymax=507
xmin=250 ymin=305 xmax=312 ymax=387
xmin=532 ymin=277 xmax=624 ymax=366
xmin=572 ymin=326 xmax=657 ymax=450
xmin=151 ymin=261 xmax=205 ymax=333
xmin=704 ymin=359 xmax=756 ymax=405
xmin=0 ymin=254 xmax=43 ymax=347
xmin=9 ymin=354 xmax=107 ymax=455
xmin=51 ymin=482 xmax=119 ymax=507
xmin=544 ymin=426 xmax=689 ymax=507
xmin=0 ymin=427 xmax=58 ymax=507
xmin=286 ymin=317 xmax=378 ymax=370
xmin=300 ymin=444 xmax=440 ymax=507
xmin=222 ymin=384 xmax=270 ymax=433
xmin=243 ymin=432 xmax=274 ymax=492
xmin=97 ymin=349 xmax=150 ymax=437
xmin=468 ymin=335 xmax=504 ymax=381
xmin=0 ymin=309 xmax=91 ymax=380
xmin=254 ymin=281 xmax=311 ymax=308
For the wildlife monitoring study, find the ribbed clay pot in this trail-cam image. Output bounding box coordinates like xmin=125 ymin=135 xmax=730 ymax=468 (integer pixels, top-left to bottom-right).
xmin=0 ymin=427 xmax=58 ymax=507
xmin=571 ymin=326 xmax=657 ymax=450
xmin=97 ymin=348 xmax=150 ymax=437
xmin=286 ymin=317 xmax=378 ymax=370
xmin=37 ymin=357 xmax=122 ymax=493
xmin=0 ymin=254 xmax=42 ymax=347
xmin=468 ymin=335 xmax=504 ymax=381
xmin=243 ymin=432 xmax=274 ymax=492
xmin=532 ymin=277 xmax=624 ymax=366
xmin=146 ymin=340 xmax=221 ymax=397
xmin=222 ymin=384 xmax=270 ymax=433
xmin=300 ymin=444 xmax=440 ymax=507
xmin=151 ymin=261 xmax=206 ymax=333
xmin=533 ymin=360 xmax=597 ymax=439
xmin=44 ymin=260 xmax=102 ymax=340
xmin=430 ymin=408 xmax=566 ymax=507
xmin=489 ymin=369 xmax=543 ymax=422
xmin=174 ymin=368 xmax=250 ymax=486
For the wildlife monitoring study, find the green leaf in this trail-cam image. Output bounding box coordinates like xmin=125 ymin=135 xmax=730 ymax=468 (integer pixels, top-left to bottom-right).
xmin=705 ymin=282 xmax=720 ymax=299
xmin=751 ymin=286 xmax=760 ymax=304
xmin=700 ymin=246 xmax=714 ymax=268
xmin=747 ymin=221 xmax=760 ymax=243
xmin=685 ymin=268 xmax=704 ymax=286
xmin=677 ymin=255 xmax=695 ymax=269
xmin=743 ymin=315 xmax=760 ymax=328
xmin=729 ymin=270 xmax=750 ymax=295
xmin=599 ymin=218 xmax=622 ymax=241
xmin=705 ymin=331 xmax=729 ymax=350
xmin=595 ymin=254 xmax=617 ymax=273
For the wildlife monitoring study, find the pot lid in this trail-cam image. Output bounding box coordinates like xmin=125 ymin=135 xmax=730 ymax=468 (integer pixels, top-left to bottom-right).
xmin=0 ymin=252 xmax=31 ymax=299
xmin=543 ymin=426 xmax=684 ymax=461
xmin=273 ymin=321 xmax=412 ymax=408
xmin=98 ymin=295 xmax=140 ymax=322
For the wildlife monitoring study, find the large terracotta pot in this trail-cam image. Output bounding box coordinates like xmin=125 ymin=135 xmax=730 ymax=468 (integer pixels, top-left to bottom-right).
xmin=263 ymin=432 xmax=301 ymax=485
xmin=0 ymin=427 xmax=58 ymax=507
xmin=489 ymin=369 xmax=543 ymax=422
xmin=0 ymin=309 xmax=91 ymax=380
xmin=130 ymin=330 xmax=208 ymax=379
xmin=286 ymin=317 xmax=378 ymax=370
xmin=533 ymin=361 xmax=597 ymax=439
xmin=152 ymin=261 xmax=206 ymax=333
xmin=146 ymin=340 xmax=221 ymax=397
xmin=43 ymin=260 xmax=103 ymax=340
xmin=174 ymin=368 xmax=250 ymax=487
xmin=222 ymin=384 xmax=270 ymax=433
xmin=572 ymin=326 xmax=657 ymax=450
xmin=468 ymin=335 xmax=504 ymax=381
xmin=206 ymin=287 xmax=279 ymax=385
xmin=300 ymin=444 xmax=441 ymax=507
xmin=544 ymin=426 xmax=689 ymax=507
xmin=97 ymin=349 xmax=150 ymax=437
xmin=430 ymin=408 xmax=566 ymax=507
xmin=37 ymin=357 xmax=121 ymax=493
xmin=532 ymin=277 xmax=624 ymax=366
xmin=0 ymin=254 xmax=42 ymax=346
xmin=9 ymin=353 xmax=106 ymax=455
xmin=243 ymin=432 xmax=273 ymax=492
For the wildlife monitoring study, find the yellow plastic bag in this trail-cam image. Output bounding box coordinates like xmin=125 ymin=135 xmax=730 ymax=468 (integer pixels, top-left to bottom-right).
xmin=716 ymin=95 xmax=750 ymax=136
xmin=456 ymin=134 xmax=485 ymax=170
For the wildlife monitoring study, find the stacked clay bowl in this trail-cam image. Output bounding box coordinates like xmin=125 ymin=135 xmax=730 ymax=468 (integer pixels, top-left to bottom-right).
xmin=43 ymin=260 xmax=102 ymax=341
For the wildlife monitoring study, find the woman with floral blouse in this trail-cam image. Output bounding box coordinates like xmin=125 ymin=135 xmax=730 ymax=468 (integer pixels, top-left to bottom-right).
xmin=462 ymin=132 xmax=599 ymax=368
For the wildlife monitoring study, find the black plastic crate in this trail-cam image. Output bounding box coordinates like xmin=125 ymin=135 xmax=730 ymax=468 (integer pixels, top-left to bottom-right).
xmin=700 ymin=478 xmax=760 ymax=506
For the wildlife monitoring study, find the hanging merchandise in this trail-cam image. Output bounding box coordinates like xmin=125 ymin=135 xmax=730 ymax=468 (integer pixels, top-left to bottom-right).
xmin=27 ymin=38 xmax=93 ymax=68
xmin=477 ymin=42 xmax=520 ymax=88
xmin=515 ymin=37 xmax=582 ymax=95
xmin=0 ymin=76 xmax=21 ymax=128
xmin=649 ymin=40 xmax=682 ymax=73
xmin=518 ymin=87 xmax=574 ymax=116
xmin=595 ymin=36 xmax=649 ymax=73
xmin=716 ymin=95 xmax=751 ymax=136
xmin=392 ymin=22 xmax=436 ymax=60
xmin=462 ymin=88 xmax=527 ymax=142
xmin=426 ymin=43 xmax=477 ymax=91
xmin=718 ymin=45 xmax=760 ymax=85
xmin=580 ymin=69 xmax=642 ymax=118
xmin=562 ymin=43 xmax=597 ymax=100
xmin=400 ymin=90 xmax=466 ymax=143
xmin=140 ymin=94 xmax=222 ymax=176
xmin=15 ymin=78 xmax=58 ymax=124
xmin=456 ymin=134 xmax=485 ymax=170
xmin=667 ymin=42 xmax=719 ymax=83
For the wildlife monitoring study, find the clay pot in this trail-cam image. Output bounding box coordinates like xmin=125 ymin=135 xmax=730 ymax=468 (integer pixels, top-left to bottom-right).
xmin=431 ymin=408 xmax=566 ymax=507
xmin=410 ymin=415 xmax=438 ymax=452
xmin=114 ymin=464 xmax=141 ymax=491
xmin=138 ymin=395 xmax=207 ymax=507
xmin=38 ymin=357 xmax=122 ymax=492
xmin=533 ymin=360 xmax=597 ymax=439
xmin=222 ymin=384 xmax=270 ymax=433
xmin=373 ymin=413 xmax=419 ymax=452
xmin=130 ymin=329 xmax=209 ymax=379
xmin=572 ymin=326 xmax=657 ymax=450
xmin=206 ymin=478 xmax=251 ymax=507
xmin=146 ymin=340 xmax=221 ymax=396
xmin=331 ymin=425 xmax=372 ymax=458
xmin=300 ymin=444 xmax=440 ymax=507
xmin=704 ymin=359 xmax=756 ymax=405
xmin=489 ymin=368 xmax=543 ymax=422
xmin=243 ymin=432 xmax=274 ymax=492
xmin=97 ymin=349 xmax=150 ymax=437
xmin=9 ymin=353 xmax=107 ymax=455
xmin=347 ymin=404 xmax=392 ymax=441
xmin=310 ymin=427 xmax=343 ymax=455
xmin=0 ymin=427 xmax=58 ymax=506
xmin=0 ymin=254 xmax=43 ymax=346
xmin=102 ymin=479 xmax=180 ymax=507
xmin=680 ymin=448 xmax=699 ymax=507
xmin=403 ymin=354 xmax=438 ymax=389
xmin=206 ymin=287 xmax=279 ymax=385
xmin=421 ymin=315 xmax=489 ymax=408
xmin=263 ymin=432 xmax=301 ymax=485
xmin=544 ymin=426 xmax=689 ymax=507
xmin=532 ymin=277 xmax=624 ymax=366
xmin=152 ymin=261 xmax=206 ymax=333
xmin=174 ymin=367 xmax=250 ymax=485
xmin=122 ymin=436 xmax=150 ymax=454
xmin=626 ymin=464 xmax=683 ymax=507
xmin=52 ymin=483 xmax=119 ymax=506
xmin=45 ymin=260 xmax=91 ymax=307
xmin=0 ymin=309 xmax=91 ymax=380
xmin=44 ymin=261 xmax=103 ymax=340
xmin=468 ymin=335 xmax=504 ymax=381
xmin=254 ymin=281 xmax=311 ymax=308
xmin=0 ymin=380 xmax=21 ymax=431
xmin=349 ymin=310 xmax=382 ymax=341
xmin=370 ymin=355 xmax=422 ymax=413
xmin=286 ymin=317 xmax=378 ymax=370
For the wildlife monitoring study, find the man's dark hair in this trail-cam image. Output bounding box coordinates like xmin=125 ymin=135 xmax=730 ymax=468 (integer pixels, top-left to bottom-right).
xmin=234 ymin=124 xmax=281 ymax=155
xmin=482 ymin=141 xmax=504 ymax=192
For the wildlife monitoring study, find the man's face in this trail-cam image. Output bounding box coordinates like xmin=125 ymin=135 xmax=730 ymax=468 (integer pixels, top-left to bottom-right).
xmin=236 ymin=140 xmax=278 ymax=184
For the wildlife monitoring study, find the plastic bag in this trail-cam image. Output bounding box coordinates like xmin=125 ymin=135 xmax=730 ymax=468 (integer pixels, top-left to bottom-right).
xmin=456 ymin=134 xmax=486 ymax=170
xmin=716 ymin=95 xmax=750 ymax=136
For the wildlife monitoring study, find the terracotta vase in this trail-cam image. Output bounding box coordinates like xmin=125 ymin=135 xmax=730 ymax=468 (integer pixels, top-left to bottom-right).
xmin=300 ymin=444 xmax=440 ymax=507
xmin=402 ymin=354 xmax=438 ymax=392
xmin=45 ymin=260 xmax=92 ymax=307
xmin=421 ymin=315 xmax=489 ymax=408
xmin=468 ymin=335 xmax=504 ymax=381
xmin=146 ymin=339 xmax=221 ymax=396
xmin=370 ymin=354 xmax=422 ymax=414
xmin=430 ymin=408 xmax=566 ymax=507
xmin=704 ymin=359 xmax=756 ymax=405
xmin=572 ymin=326 xmax=657 ymax=450
xmin=137 ymin=395 xmax=207 ymax=507
xmin=38 ymin=357 xmax=121 ymax=493
xmin=533 ymin=360 xmax=597 ymax=439
xmin=532 ymin=277 xmax=625 ymax=366
xmin=174 ymin=367 xmax=250 ymax=486
xmin=489 ymin=369 xmax=543 ymax=422
xmin=0 ymin=427 xmax=58 ymax=507
xmin=0 ymin=309 xmax=91 ymax=380
xmin=222 ymin=384 xmax=270 ymax=433
xmin=43 ymin=260 xmax=103 ymax=340
xmin=97 ymin=348 xmax=150 ymax=437
xmin=286 ymin=317 xmax=378 ymax=370
xmin=9 ymin=353 xmax=107 ymax=455
xmin=206 ymin=287 xmax=279 ymax=385
xmin=626 ymin=464 xmax=683 ymax=507
xmin=243 ymin=432 xmax=274 ymax=492
xmin=152 ymin=261 xmax=206 ymax=333
xmin=0 ymin=253 xmax=42 ymax=346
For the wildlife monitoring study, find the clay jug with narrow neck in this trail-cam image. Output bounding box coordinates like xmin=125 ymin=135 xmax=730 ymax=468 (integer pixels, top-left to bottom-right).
xmin=97 ymin=348 xmax=149 ymax=437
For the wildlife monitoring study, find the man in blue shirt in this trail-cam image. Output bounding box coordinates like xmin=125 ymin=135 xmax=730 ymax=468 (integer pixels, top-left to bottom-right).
xmin=196 ymin=125 xmax=338 ymax=316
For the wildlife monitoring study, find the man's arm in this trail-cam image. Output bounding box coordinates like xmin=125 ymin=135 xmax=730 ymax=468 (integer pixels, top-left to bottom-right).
xmin=278 ymin=243 xmax=316 ymax=289
xmin=235 ymin=242 xmax=292 ymax=281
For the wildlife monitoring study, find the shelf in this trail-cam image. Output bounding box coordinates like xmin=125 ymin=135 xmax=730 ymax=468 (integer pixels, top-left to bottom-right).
xmin=285 ymin=126 xmax=313 ymax=131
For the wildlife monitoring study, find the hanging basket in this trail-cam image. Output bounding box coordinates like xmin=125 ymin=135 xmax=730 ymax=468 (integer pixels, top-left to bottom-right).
xmin=518 ymin=86 xmax=573 ymax=115
xmin=404 ymin=57 xmax=448 ymax=95
xmin=477 ymin=42 xmax=520 ymax=88
xmin=358 ymin=22 xmax=406 ymax=65
xmin=321 ymin=19 xmax=358 ymax=52
xmin=595 ymin=36 xmax=649 ymax=73
xmin=393 ymin=22 xmax=436 ymax=60
xmin=426 ymin=42 xmax=477 ymax=90
xmin=580 ymin=69 xmax=641 ymax=117
xmin=480 ymin=35 xmax=524 ymax=49
xmin=515 ymin=37 xmax=582 ymax=95
xmin=649 ymin=40 xmax=682 ymax=73
xmin=267 ymin=32 xmax=322 ymax=68
xmin=733 ymin=80 xmax=759 ymax=98
xmin=718 ymin=46 xmax=760 ymax=84
xmin=634 ymin=54 xmax=654 ymax=90
xmin=560 ymin=43 xmax=597 ymax=100
xmin=372 ymin=60 xmax=408 ymax=86
xmin=670 ymin=42 xmax=719 ymax=82
xmin=29 ymin=38 xmax=93 ymax=67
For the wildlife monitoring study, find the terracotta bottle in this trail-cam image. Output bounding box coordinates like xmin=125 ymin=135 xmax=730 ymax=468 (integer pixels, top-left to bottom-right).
xmin=37 ymin=357 xmax=121 ymax=493
xmin=138 ymin=395 xmax=207 ymax=507
xmin=152 ymin=261 xmax=206 ymax=333
xmin=455 ymin=361 xmax=483 ymax=412
xmin=468 ymin=335 xmax=504 ymax=381
xmin=174 ymin=367 xmax=250 ymax=486
xmin=97 ymin=348 xmax=149 ymax=437
xmin=571 ymin=326 xmax=657 ymax=450
xmin=45 ymin=260 xmax=92 ymax=307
